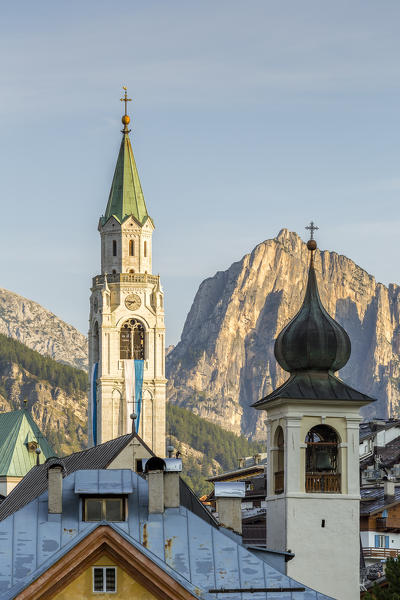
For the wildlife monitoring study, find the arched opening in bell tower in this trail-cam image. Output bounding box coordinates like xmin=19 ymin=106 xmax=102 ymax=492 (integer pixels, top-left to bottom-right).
xmin=273 ymin=426 xmax=284 ymax=494
xmin=305 ymin=425 xmax=340 ymax=493
xmin=120 ymin=319 xmax=145 ymax=360
xmin=129 ymin=240 xmax=134 ymax=256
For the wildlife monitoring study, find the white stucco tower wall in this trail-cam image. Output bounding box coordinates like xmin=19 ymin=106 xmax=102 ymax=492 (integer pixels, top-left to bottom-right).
xmin=265 ymin=399 xmax=365 ymax=600
xmin=88 ymin=102 xmax=166 ymax=456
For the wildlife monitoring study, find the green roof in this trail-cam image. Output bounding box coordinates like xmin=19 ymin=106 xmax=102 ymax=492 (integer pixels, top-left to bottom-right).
xmin=102 ymin=132 xmax=150 ymax=225
xmin=0 ymin=410 xmax=55 ymax=477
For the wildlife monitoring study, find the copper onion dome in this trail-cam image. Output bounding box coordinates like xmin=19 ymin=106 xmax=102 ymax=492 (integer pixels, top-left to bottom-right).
xmin=274 ymin=234 xmax=351 ymax=374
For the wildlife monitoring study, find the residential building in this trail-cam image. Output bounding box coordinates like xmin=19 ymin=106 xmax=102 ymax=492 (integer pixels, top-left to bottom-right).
xmin=0 ymin=437 xmax=331 ymax=599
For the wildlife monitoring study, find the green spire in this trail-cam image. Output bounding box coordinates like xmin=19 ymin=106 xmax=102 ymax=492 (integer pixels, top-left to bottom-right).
xmin=102 ymin=91 xmax=150 ymax=226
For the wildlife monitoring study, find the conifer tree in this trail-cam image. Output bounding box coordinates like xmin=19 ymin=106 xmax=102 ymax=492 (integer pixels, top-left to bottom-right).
xmin=364 ymin=557 xmax=400 ymax=600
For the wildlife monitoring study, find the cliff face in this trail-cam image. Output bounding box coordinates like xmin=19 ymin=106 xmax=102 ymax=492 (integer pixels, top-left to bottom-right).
xmin=167 ymin=229 xmax=400 ymax=439
xmin=0 ymin=288 xmax=88 ymax=371
xmin=0 ymin=360 xmax=87 ymax=455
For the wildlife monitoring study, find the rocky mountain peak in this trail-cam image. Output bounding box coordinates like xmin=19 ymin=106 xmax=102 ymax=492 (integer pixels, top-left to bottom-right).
xmin=0 ymin=288 xmax=88 ymax=371
xmin=167 ymin=230 xmax=400 ymax=439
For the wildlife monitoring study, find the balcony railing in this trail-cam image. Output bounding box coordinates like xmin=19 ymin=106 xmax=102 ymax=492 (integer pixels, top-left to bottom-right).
xmin=274 ymin=471 xmax=284 ymax=495
xmin=92 ymin=273 xmax=159 ymax=287
xmin=376 ymin=517 xmax=400 ymax=531
xmin=305 ymin=473 xmax=341 ymax=493
xmin=363 ymin=547 xmax=400 ymax=559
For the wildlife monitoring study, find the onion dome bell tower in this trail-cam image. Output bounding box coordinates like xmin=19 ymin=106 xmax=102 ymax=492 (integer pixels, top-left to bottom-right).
xmin=88 ymin=89 xmax=166 ymax=457
xmin=253 ymin=223 xmax=374 ymax=600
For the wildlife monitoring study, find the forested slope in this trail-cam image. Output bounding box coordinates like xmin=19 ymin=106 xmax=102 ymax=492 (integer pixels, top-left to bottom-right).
xmin=0 ymin=334 xmax=262 ymax=494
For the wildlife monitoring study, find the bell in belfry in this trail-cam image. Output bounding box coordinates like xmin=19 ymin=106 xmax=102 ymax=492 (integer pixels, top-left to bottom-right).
xmin=315 ymin=450 xmax=332 ymax=471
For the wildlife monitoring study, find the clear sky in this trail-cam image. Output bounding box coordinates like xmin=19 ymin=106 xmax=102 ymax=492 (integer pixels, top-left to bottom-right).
xmin=1 ymin=1 xmax=400 ymax=345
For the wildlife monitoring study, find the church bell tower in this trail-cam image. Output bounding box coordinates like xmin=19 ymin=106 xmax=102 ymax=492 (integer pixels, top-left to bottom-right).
xmin=88 ymin=89 xmax=166 ymax=456
xmin=253 ymin=225 xmax=374 ymax=600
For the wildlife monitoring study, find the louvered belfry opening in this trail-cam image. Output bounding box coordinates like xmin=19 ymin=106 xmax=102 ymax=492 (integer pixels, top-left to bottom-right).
xmin=120 ymin=319 xmax=145 ymax=360
xmin=305 ymin=425 xmax=340 ymax=493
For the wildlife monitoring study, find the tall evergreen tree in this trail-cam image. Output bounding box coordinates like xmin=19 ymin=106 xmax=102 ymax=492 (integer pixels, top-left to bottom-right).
xmin=364 ymin=557 xmax=400 ymax=600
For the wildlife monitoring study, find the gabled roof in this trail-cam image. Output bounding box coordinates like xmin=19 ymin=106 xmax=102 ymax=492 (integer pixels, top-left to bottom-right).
xmin=102 ymin=132 xmax=150 ymax=226
xmin=0 ymin=470 xmax=333 ymax=600
xmin=0 ymin=432 xmax=218 ymax=528
xmin=0 ymin=410 xmax=54 ymax=477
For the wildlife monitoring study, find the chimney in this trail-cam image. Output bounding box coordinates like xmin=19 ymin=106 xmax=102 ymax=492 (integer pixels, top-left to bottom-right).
xmin=47 ymin=463 xmax=64 ymax=514
xmin=164 ymin=458 xmax=182 ymax=509
xmin=253 ymin=453 xmax=261 ymax=465
xmin=214 ymin=481 xmax=245 ymax=534
xmin=384 ymin=478 xmax=396 ymax=504
xmin=145 ymin=457 xmax=166 ymax=514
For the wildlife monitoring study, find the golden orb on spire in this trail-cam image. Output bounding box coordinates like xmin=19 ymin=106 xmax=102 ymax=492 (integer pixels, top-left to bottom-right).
xmin=122 ymin=114 xmax=130 ymax=125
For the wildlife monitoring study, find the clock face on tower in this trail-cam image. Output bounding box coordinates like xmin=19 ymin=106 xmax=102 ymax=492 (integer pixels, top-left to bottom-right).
xmin=125 ymin=293 xmax=141 ymax=311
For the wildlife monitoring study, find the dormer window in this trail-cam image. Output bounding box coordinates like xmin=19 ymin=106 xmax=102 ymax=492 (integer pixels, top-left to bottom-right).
xmin=83 ymin=497 xmax=125 ymax=522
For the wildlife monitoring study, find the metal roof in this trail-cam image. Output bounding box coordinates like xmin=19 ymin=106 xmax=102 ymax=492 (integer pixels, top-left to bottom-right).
xmin=360 ymin=486 xmax=400 ymax=515
xmin=0 ymin=470 xmax=333 ymax=600
xmin=0 ymin=410 xmax=54 ymax=477
xmin=274 ymin=259 xmax=351 ymax=374
xmin=0 ymin=433 xmax=218 ymax=529
xmin=254 ymin=371 xmax=375 ymax=408
xmin=102 ymin=131 xmax=150 ymax=226
xmin=253 ymin=251 xmax=375 ymax=409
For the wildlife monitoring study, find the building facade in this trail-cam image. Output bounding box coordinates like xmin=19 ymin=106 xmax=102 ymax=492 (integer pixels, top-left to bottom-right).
xmin=88 ymin=96 xmax=166 ymax=456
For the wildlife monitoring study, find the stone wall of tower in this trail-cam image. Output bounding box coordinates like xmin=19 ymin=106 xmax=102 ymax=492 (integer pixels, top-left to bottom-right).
xmin=264 ymin=400 xmax=363 ymax=600
xmin=100 ymin=215 xmax=153 ymax=274
xmin=89 ymin=216 xmax=166 ymax=457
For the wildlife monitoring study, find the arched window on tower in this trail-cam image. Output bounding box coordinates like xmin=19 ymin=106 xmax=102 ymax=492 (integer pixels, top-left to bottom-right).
xmin=305 ymin=425 xmax=340 ymax=493
xmin=274 ymin=426 xmax=284 ymax=494
xmin=120 ymin=319 xmax=145 ymax=360
xmin=144 ymin=241 xmax=147 ymax=257
xmin=113 ymin=240 xmax=117 ymax=257
xmin=129 ymin=240 xmax=134 ymax=256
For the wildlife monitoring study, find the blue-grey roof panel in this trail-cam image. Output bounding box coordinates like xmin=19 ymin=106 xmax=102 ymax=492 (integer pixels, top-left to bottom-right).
xmin=0 ymin=470 xmax=332 ymax=600
xmin=74 ymin=469 xmax=134 ymax=494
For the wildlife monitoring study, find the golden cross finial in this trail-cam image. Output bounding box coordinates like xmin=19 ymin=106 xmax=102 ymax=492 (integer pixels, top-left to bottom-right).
xmin=120 ymin=86 xmax=132 ymax=116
